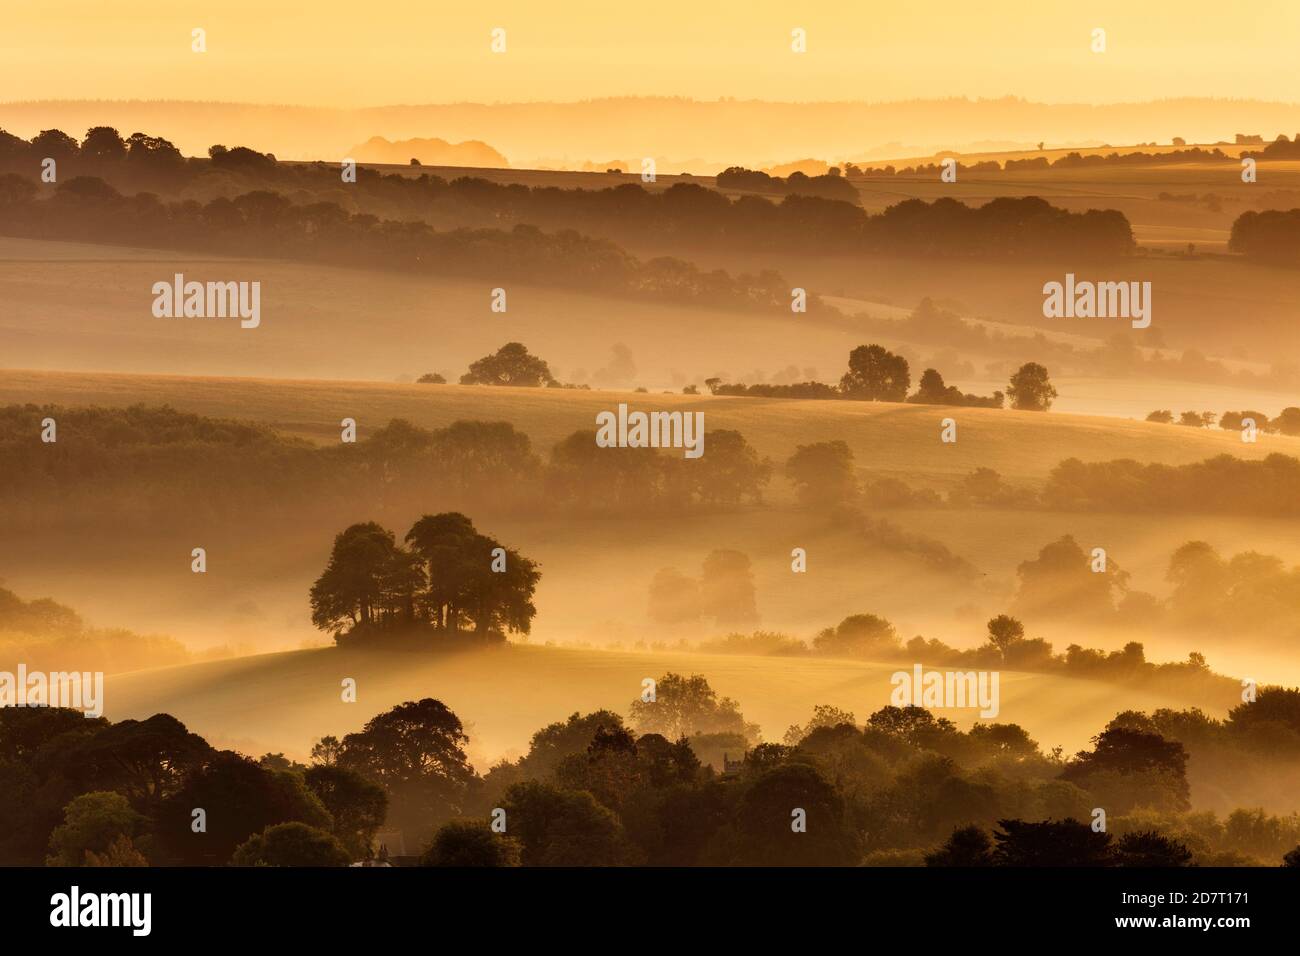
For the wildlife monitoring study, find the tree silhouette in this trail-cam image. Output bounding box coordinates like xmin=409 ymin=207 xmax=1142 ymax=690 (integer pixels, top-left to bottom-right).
xmin=992 ymin=818 xmax=1112 ymax=866
xmin=925 ymin=825 xmax=995 ymax=866
xmin=1007 ymin=362 xmax=1057 ymax=411
xmin=230 ymin=822 xmax=350 ymax=867
xmin=986 ymin=615 xmax=1025 ymax=656
xmin=309 ymin=522 xmax=418 ymax=632
xmin=420 ymin=819 xmax=521 ymax=866
xmin=784 ymin=439 xmax=856 ymax=507
xmin=337 ymin=698 xmax=477 ymax=841
xmin=840 ymin=344 xmax=910 ymax=401
xmin=628 ymin=673 xmax=759 ymax=741
xmin=460 ymin=342 xmax=555 ymax=387
xmin=1112 ymin=830 xmax=1194 ymax=866
xmin=303 ymin=765 xmax=388 ymax=860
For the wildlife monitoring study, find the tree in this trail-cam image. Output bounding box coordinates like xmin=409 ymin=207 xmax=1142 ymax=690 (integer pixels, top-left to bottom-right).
xmin=416 ymin=372 xmax=446 ymax=384
xmin=46 ymin=791 xmax=146 ymax=866
xmin=303 ymin=765 xmax=388 ymax=860
xmin=310 ymin=736 xmax=343 ymax=767
xmin=337 ymin=699 xmax=477 ymax=842
xmin=230 ymin=822 xmax=350 ymax=867
xmin=812 ymin=613 xmax=901 ymax=657
xmin=80 ymin=127 xmax=127 ymax=162
xmin=515 ymin=710 xmax=626 ymax=780
xmin=926 ymin=825 xmax=994 ymax=866
xmin=992 ymin=818 xmax=1112 ymax=866
xmin=309 ymin=522 xmax=417 ymax=633
xmin=986 ymin=615 xmax=1025 ymax=656
xmin=1007 ymin=362 xmax=1057 ymax=411
xmin=692 ymin=429 xmax=770 ymax=504
xmin=647 ymin=567 xmax=702 ymax=626
xmin=628 ymin=673 xmax=759 ymax=742
xmin=420 ymin=819 xmax=521 ymax=866
xmin=731 ymin=763 xmax=857 ymax=865
xmin=1112 ymin=830 xmax=1193 ymax=866
xmin=57 ymin=713 xmax=212 ymax=815
xmin=403 ymin=512 xmax=478 ymax=630
xmin=783 ymin=704 xmax=857 ymax=746
xmin=402 ymin=513 xmax=540 ymax=637
xmin=698 ymin=549 xmax=759 ymax=629
xmin=30 ymin=128 xmax=79 ymax=163
xmin=501 ymin=781 xmax=632 ymax=865
xmin=463 ymin=535 xmax=541 ymax=637
xmin=911 ymin=368 xmax=950 ymax=404
xmin=1283 ymin=845 xmax=1300 ymax=867
xmin=1145 ymin=409 xmax=1174 ymax=424
xmin=840 ymin=344 xmax=910 ymax=401
xmin=84 ymin=835 xmax=149 ymax=867
xmin=1060 ymin=728 xmax=1190 ymax=812
xmin=460 ymin=342 xmax=555 ymax=387
xmin=784 ymin=440 xmax=856 ymax=507
xmin=1274 ymin=407 xmax=1300 ymax=436
xmin=157 ymin=752 xmax=332 ymax=865
xmin=1014 ymin=534 xmax=1126 ymax=619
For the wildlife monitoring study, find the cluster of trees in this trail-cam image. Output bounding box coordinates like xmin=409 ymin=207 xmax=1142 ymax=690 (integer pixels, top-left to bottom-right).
xmin=703 ymin=610 xmax=1230 ymax=697
xmin=0 ymin=125 xmax=1136 ymax=261
xmin=309 ymin=514 xmax=540 ymax=641
xmin=0 ymin=126 xmax=187 ymax=188
xmin=1043 ymin=453 xmax=1300 ymax=515
xmin=548 ymin=426 xmax=771 ymax=511
xmin=715 ymin=166 xmax=859 ymax=201
xmin=7 ymin=675 xmax=1300 ymax=866
xmin=1229 ymin=208 xmax=1300 ymax=264
xmin=453 ymin=678 xmax=1300 ymax=865
xmin=780 ymin=443 xmax=1037 ymax=515
xmin=1240 ymin=134 xmax=1300 ymax=161
xmin=460 ymin=342 xmax=559 ymax=387
xmin=1146 ymin=407 xmax=1300 ymax=433
xmin=0 ymin=709 xmax=386 ymax=866
xmin=1005 ymin=532 xmax=1300 ymax=651
xmin=647 ymin=551 xmax=760 ymax=631
xmin=703 ymin=343 xmax=1052 ymax=410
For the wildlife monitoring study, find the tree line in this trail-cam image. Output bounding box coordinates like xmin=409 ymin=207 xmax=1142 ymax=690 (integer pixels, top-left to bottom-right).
xmin=703 ymin=344 xmax=1055 ymax=410
xmin=6 ymin=677 xmax=1300 ymax=866
xmin=0 ymin=402 xmax=773 ymax=530
xmin=0 ymin=125 xmax=1136 ymax=259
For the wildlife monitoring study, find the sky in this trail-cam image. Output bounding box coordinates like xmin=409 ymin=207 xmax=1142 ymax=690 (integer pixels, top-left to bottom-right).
xmin=3 ymin=0 xmax=1298 ymax=107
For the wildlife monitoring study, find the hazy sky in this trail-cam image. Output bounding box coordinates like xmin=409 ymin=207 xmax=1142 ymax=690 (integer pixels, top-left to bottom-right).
xmin=4 ymin=1 xmax=1298 ymax=107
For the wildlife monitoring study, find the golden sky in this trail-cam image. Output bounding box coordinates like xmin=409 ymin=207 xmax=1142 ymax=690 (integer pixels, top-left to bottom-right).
xmin=3 ymin=0 xmax=1297 ymax=107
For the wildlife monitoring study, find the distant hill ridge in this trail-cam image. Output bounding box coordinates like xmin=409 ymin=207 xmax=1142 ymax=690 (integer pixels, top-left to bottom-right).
xmin=348 ymin=135 xmax=508 ymax=169
xmin=4 ymin=95 xmax=1300 ymax=167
